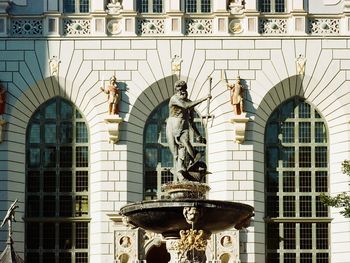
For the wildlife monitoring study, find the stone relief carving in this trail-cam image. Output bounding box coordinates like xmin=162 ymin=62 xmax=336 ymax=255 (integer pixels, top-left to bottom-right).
xmin=107 ymin=19 xmax=122 ymax=35
xmin=63 ymin=19 xmax=91 ymax=35
xmin=259 ymin=18 xmax=288 ymax=34
xmin=107 ymin=0 xmax=122 ymax=14
xmin=308 ymin=18 xmax=340 ymax=34
xmin=186 ymin=19 xmax=213 ymax=35
xmin=229 ymin=19 xmax=243 ymax=34
xmin=11 ymin=19 xmax=43 ymax=35
xmin=137 ymin=19 xmax=165 ymax=35
xmin=171 ymin=55 xmax=183 ymax=77
xmin=229 ymin=0 xmax=244 ymax=14
xmin=296 ymin=54 xmax=306 ymax=75
xmin=49 ymin=56 xmax=60 ymax=76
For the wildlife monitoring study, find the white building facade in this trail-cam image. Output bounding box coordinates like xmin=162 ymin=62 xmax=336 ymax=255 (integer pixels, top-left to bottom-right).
xmin=0 ymin=0 xmax=350 ymax=262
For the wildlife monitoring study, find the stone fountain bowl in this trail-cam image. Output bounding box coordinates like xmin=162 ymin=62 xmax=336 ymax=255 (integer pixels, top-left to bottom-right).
xmin=120 ymin=199 xmax=254 ymax=238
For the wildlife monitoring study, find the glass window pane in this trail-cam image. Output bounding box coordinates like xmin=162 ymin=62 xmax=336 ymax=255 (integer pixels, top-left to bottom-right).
xmin=64 ymin=0 xmax=75 ymax=12
xmin=275 ymin=0 xmax=285 ymax=12
xmin=300 ymin=223 xmax=312 ymax=249
xmin=201 ymin=0 xmax=211 ymax=13
xmin=299 ymin=102 xmax=311 ymax=118
xmin=259 ymin=0 xmax=271 ymax=12
xmin=29 ymin=148 xmax=40 ymax=167
xmin=145 ymin=148 xmax=157 ymax=169
xmin=76 ymin=222 xmax=89 ymax=249
xmin=316 ymin=223 xmax=329 ymax=249
xmin=281 ymin=100 xmax=295 ymax=119
xmin=316 ymin=196 xmax=328 ymax=217
xmin=300 ymin=196 xmax=312 ymax=217
xmin=161 ymin=169 xmax=173 ymax=185
xmin=267 ymin=147 xmax=279 ymax=169
xmin=27 ymin=195 xmax=40 ymax=217
xmin=315 ymin=171 xmax=328 ymax=192
xmin=43 ymin=195 xmax=56 ymax=216
xmin=26 ymin=253 xmax=39 ymax=263
xmin=283 ymin=223 xmax=296 ymax=249
xmin=76 ymin=122 xmax=88 ymax=143
xmin=299 ymin=171 xmax=311 ymax=192
xmin=60 ymin=196 xmax=72 ymax=217
xmin=146 ymin=124 xmax=158 ymax=143
xmin=139 ymin=0 xmax=148 ymax=12
xmin=282 ymin=147 xmax=295 ymax=168
xmin=299 ymin=122 xmax=311 ymax=143
xmin=299 ymin=146 xmax=311 ymax=167
xmin=27 ymin=171 xmax=40 ymax=192
xmin=45 ymin=101 xmax=56 ymax=119
xmin=75 ymin=195 xmax=88 ymax=217
xmin=76 ymin=252 xmax=88 ymax=263
xmin=153 ymin=0 xmax=163 ymax=13
xmin=60 ymin=147 xmax=72 ymax=167
xmin=283 ymin=196 xmax=295 ymax=217
xmin=43 ymin=253 xmax=55 ymax=262
xmin=59 ymin=253 xmax=71 ymax=263
xmin=76 ymin=171 xmax=88 ymax=192
xmin=80 ymin=0 xmax=89 ymax=13
xmin=316 ymin=253 xmax=329 ymax=262
xmin=60 ymin=122 xmax=73 ymax=143
xmin=284 ymin=253 xmax=296 ymax=263
xmin=282 ymin=122 xmax=294 ymax=143
xmin=144 ymin=171 xmax=157 ymax=198
xmin=76 ymin=146 xmax=88 ymax=167
xmin=26 ymin=223 xmax=40 ymax=249
xmin=315 ymin=147 xmax=327 ymax=167
xmin=43 ymin=171 xmax=56 ymax=192
xmin=43 ymin=223 xmax=55 ymax=249
xmin=60 ymin=171 xmax=72 ymax=192
xmin=283 ymin=171 xmax=295 ymax=192
xmin=161 ymin=147 xmax=173 ymax=167
xmin=266 ymin=196 xmax=279 ymax=217
xmin=186 ymin=0 xmax=197 ymax=12
xmin=29 ymin=123 xmax=40 ymax=143
xmin=267 ymin=171 xmax=278 ymax=192
xmin=315 ymin=122 xmax=327 ymax=143
xmin=266 ymin=223 xmax=279 ymax=249
xmin=45 ymin=124 xmax=56 ymax=143
xmin=61 ymin=100 xmax=73 ymax=119
xmin=266 ymin=123 xmax=279 ymax=144
xmin=44 ymin=147 xmax=56 ymax=167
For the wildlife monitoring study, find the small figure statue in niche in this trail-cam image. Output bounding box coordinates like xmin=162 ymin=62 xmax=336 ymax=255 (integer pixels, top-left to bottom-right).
xmin=171 ymin=55 xmax=183 ymax=77
xmin=227 ymin=76 xmax=244 ymax=115
xmin=49 ymin=56 xmax=60 ymax=76
xmin=296 ymin=54 xmax=306 ymax=75
xmin=100 ymin=75 xmax=120 ymax=115
xmin=166 ymin=80 xmax=211 ymax=182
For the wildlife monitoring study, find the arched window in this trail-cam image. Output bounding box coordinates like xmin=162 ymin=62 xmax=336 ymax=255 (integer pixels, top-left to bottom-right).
xmin=63 ymin=0 xmax=90 ymax=13
xmin=143 ymin=100 xmax=206 ymax=200
xmin=25 ymin=97 xmax=89 ymax=263
xmin=265 ymin=97 xmax=330 ymax=262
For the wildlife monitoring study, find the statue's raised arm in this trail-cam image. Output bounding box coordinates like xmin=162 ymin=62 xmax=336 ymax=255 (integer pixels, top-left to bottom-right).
xmin=166 ymin=80 xmax=211 ymax=182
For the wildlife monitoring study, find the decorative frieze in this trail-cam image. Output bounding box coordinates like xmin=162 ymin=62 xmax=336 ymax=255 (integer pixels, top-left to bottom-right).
xmin=137 ymin=19 xmax=165 ymax=35
xmin=63 ymin=19 xmax=91 ymax=35
xmin=259 ymin=18 xmax=288 ymax=34
xmin=308 ymin=18 xmax=340 ymax=34
xmin=11 ymin=18 xmax=43 ymax=35
xmin=185 ymin=19 xmax=213 ymax=35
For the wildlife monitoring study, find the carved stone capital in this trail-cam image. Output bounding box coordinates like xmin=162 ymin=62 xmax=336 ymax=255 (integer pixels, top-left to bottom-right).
xmin=230 ymin=113 xmax=249 ymax=143
xmin=104 ymin=115 xmax=123 ymax=143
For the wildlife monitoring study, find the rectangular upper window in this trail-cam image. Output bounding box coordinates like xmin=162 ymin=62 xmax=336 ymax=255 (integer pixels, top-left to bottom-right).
xmin=63 ymin=0 xmax=90 ymax=13
xmin=137 ymin=0 xmax=163 ymax=13
xmin=259 ymin=0 xmax=285 ymax=13
xmin=184 ymin=0 xmax=211 ymax=13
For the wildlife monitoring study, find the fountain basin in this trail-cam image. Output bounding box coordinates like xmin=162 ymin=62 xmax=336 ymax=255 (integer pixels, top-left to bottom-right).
xmin=120 ymin=199 xmax=254 ymax=238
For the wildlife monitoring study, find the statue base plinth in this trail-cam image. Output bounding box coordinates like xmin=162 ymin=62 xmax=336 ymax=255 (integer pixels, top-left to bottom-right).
xmin=230 ymin=113 xmax=249 ymax=144
xmin=108 ymin=3 xmax=122 ymax=14
xmin=104 ymin=115 xmax=123 ymax=144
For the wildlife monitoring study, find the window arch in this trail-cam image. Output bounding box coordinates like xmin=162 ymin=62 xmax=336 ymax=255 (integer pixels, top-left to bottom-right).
xmin=143 ymin=100 xmax=206 ymax=200
xmin=25 ymin=97 xmax=89 ymax=263
xmin=265 ymin=97 xmax=330 ymax=262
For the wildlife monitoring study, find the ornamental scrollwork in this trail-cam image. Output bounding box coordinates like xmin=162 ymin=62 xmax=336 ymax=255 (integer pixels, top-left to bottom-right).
xmin=63 ymin=19 xmax=91 ymax=35
xmin=259 ymin=19 xmax=287 ymax=34
xmin=308 ymin=19 xmax=340 ymax=34
xmin=11 ymin=19 xmax=43 ymax=36
xmin=137 ymin=19 xmax=165 ymax=35
xmin=185 ymin=19 xmax=213 ymax=35
xmin=175 ymin=229 xmax=207 ymax=253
